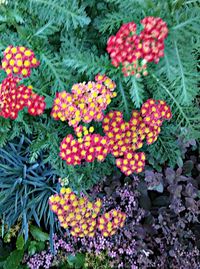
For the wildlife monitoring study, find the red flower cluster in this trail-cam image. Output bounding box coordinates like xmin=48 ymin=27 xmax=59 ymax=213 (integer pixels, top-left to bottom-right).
xmin=49 ymin=187 xmax=126 ymax=238
xmin=140 ymin=99 xmax=172 ymax=144
xmin=107 ymin=17 xmax=168 ymax=77
xmin=102 ymin=111 xmax=144 ymax=157
xmin=102 ymin=111 xmax=145 ymax=175
xmin=51 ymin=74 xmax=117 ymax=127
xmin=0 ymin=76 xmax=46 ymax=119
xmin=60 ymin=132 xmax=110 ymax=165
xmin=27 ymin=92 xmax=46 ymax=116
xmin=140 ymin=17 xmax=168 ymax=63
xmin=102 ymin=99 xmax=171 ymax=175
xmin=97 ymin=209 xmax=126 ymax=237
xmin=58 ymin=99 xmax=171 ymax=175
xmin=116 ymin=152 xmax=145 ymax=176
xmin=2 ymin=45 xmax=40 ymax=77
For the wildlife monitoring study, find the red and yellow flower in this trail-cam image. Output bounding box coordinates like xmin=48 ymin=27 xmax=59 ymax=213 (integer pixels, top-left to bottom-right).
xmin=51 ymin=74 xmax=117 ymax=127
xmin=107 ymin=17 xmax=168 ymax=77
xmin=97 ymin=209 xmax=126 ymax=237
xmin=60 ymin=131 xmax=110 ymax=165
xmin=140 ymin=99 xmax=172 ymax=144
xmin=102 ymin=99 xmax=171 ymax=175
xmin=49 ymin=187 xmax=126 ymax=238
xmin=2 ymin=45 xmax=40 ymax=77
xmin=0 ymin=75 xmax=46 ymax=119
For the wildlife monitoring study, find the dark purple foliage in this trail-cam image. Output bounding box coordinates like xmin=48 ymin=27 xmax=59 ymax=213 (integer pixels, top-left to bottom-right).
xmin=25 ymin=146 xmax=200 ymax=269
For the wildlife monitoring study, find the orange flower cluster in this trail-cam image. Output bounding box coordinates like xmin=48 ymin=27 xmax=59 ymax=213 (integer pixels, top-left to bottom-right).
xmin=2 ymin=45 xmax=40 ymax=77
xmin=49 ymin=187 xmax=126 ymax=238
xmin=0 ymin=76 xmax=46 ymax=119
xmin=59 ymin=131 xmax=110 ymax=165
xmin=51 ymin=74 xmax=117 ymax=127
xmin=97 ymin=209 xmax=126 ymax=237
xmin=140 ymin=99 xmax=172 ymax=144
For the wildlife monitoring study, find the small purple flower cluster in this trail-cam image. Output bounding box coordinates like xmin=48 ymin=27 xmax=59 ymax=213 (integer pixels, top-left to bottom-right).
xmin=73 ymin=177 xmax=146 ymax=268
xmin=25 ymin=236 xmax=75 ymax=269
xmin=26 ymin=252 xmax=53 ymax=269
xmin=25 ymin=150 xmax=200 ymax=269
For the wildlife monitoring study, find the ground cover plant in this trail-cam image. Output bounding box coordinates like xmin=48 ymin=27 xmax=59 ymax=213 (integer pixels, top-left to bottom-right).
xmin=0 ymin=0 xmax=199 ymax=268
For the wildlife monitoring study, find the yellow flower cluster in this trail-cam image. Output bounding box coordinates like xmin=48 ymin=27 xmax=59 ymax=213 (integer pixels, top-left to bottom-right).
xmin=49 ymin=187 xmax=127 ymax=238
xmin=49 ymin=187 xmax=102 ymax=237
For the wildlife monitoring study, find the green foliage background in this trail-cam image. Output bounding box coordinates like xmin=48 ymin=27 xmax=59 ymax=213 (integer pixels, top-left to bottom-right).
xmin=0 ymin=0 xmax=199 ymax=189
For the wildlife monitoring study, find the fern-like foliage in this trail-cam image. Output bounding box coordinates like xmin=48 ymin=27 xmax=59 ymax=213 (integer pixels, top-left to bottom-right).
xmin=31 ymin=21 xmax=59 ymax=40
xmin=150 ymin=74 xmax=200 ymax=140
xmin=64 ymin=49 xmax=114 ymax=79
xmin=39 ymin=52 xmax=67 ymax=93
xmin=0 ymin=0 xmax=199 ymax=183
xmin=147 ymin=132 xmax=182 ymax=168
xmin=28 ymin=0 xmax=91 ymax=30
xmin=126 ymin=77 xmax=146 ymax=108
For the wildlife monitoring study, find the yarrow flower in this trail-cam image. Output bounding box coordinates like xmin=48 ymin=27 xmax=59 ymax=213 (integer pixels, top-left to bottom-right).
xmin=0 ymin=75 xmax=46 ymax=119
xmin=102 ymin=110 xmax=146 ymax=175
xmin=51 ymin=74 xmax=117 ymax=127
xmin=115 ymin=152 xmax=146 ymax=176
xmin=102 ymin=99 xmax=171 ymax=175
xmin=60 ymin=129 xmax=110 ymax=165
xmin=58 ymin=99 xmax=171 ymax=176
xmin=2 ymin=45 xmax=40 ymax=77
xmin=140 ymin=99 xmax=172 ymax=144
xmin=49 ymin=187 xmax=126 ymax=238
xmin=102 ymin=110 xmax=144 ymax=157
xmin=97 ymin=209 xmax=126 ymax=237
xmin=107 ymin=17 xmax=168 ymax=77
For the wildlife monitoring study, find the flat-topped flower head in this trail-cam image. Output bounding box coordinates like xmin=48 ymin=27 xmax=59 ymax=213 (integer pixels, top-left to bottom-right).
xmin=2 ymin=45 xmax=40 ymax=77
xmin=140 ymin=99 xmax=172 ymax=144
xmin=58 ymin=99 xmax=171 ymax=176
xmin=141 ymin=99 xmax=172 ymax=124
xmin=0 ymin=76 xmax=45 ymax=119
xmin=97 ymin=209 xmax=126 ymax=237
xmin=49 ymin=187 xmax=126 ymax=238
xmin=27 ymin=93 xmax=46 ymax=116
xmin=59 ymin=131 xmax=110 ymax=165
xmin=51 ymin=74 xmax=117 ymax=127
xmin=102 ymin=100 xmax=171 ymax=175
xmin=102 ymin=110 xmax=143 ymax=155
xmin=49 ymin=187 xmax=102 ymax=237
xmin=107 ymin=17 xmax=168 ymax=77
xmin=116 ymin=152 xmax=146 ymax=176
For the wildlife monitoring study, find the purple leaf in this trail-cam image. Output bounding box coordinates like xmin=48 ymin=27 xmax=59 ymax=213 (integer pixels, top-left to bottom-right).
xmin=165 ymin=168 xmax=176 ymax=184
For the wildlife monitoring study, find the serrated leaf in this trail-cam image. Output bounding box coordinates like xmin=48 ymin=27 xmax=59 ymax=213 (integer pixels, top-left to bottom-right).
xmin=29 ymin=0 xmax=91 ymax=30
